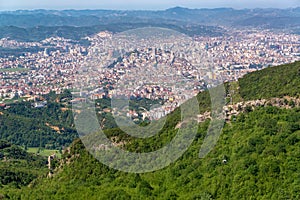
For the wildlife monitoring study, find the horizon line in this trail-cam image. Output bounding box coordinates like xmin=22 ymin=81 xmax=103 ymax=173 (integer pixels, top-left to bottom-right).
xmin=1 ymin=6 xmax=300 ymax=12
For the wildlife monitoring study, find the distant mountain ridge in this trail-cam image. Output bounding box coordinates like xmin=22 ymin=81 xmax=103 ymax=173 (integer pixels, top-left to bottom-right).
xmin=0 ymin=7 xmax=300 ymax=29
xmin=0 ymin=6 xmax=300 ymax=42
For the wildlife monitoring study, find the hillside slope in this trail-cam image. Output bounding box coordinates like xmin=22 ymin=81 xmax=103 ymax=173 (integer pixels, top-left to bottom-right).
xmin=0 ymin=140 xmax=48 ymax=189
xmin=3 ymin=107 xmax=300 ymax=200
xmin=1 ymin=61 xmax=300 ymax=199
xmin=239 ymin=61 xmax=300 ymax=100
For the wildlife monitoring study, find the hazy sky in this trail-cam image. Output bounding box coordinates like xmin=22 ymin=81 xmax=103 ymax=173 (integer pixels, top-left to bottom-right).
xmin=0 ymin=0 xmax=299 ymax=10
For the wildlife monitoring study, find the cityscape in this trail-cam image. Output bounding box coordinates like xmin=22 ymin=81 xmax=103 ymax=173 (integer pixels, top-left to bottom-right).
xmin=1 ymin=28 xmax=299 ymax=120
xmin=0 ymin=4 xmax=300 ymax=199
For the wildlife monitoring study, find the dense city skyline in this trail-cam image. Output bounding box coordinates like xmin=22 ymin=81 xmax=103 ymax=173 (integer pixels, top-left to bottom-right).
xmin=0 ymin=0 xmax=299 ymax=10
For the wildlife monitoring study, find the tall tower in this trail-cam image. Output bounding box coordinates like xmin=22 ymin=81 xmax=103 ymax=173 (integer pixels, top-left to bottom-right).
xmin=44 ymin=48 xmax=49 ymax=56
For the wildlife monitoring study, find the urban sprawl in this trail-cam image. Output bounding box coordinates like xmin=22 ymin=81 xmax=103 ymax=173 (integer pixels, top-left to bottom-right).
xmin=0 ymin=29 xmax=299 ymax=120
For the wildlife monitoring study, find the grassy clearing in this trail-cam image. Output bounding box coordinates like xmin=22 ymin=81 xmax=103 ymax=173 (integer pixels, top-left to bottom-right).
xmin=27 ymin=147 xmax=62 ymax=158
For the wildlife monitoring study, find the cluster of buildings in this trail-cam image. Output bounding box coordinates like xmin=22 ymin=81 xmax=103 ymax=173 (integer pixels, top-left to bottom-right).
xmin=0 ymin=29 xmax=299 ymax=120
xmin=0 ymin=37 xmax=86 ymax=100
xmin=195 ymin=29 xmax=300 ymax=81
xmin=77 ymin=42 xmax=211 ymax=120
xmin=0 ymin=38 xmax=40 ymax=48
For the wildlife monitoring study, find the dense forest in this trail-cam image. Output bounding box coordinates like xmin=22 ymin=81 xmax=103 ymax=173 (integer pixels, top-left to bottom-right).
xmin=239 ymin=61 xmax=300 ymax=100
xmin=0 ymin=61 xmax=299 ymax=199
xmin=0 ymin=140 xmax=48 ymax=190
xmin=1 ymin=105 xmax=299 ymax=199
xmin=0 ymin=101 xmax=77 ymax=149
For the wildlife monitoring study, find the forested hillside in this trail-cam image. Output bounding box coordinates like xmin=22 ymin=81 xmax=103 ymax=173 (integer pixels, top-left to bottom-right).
xmin=239 ymin=61 xmax=300 ymax=100
xmin=2 ymin=106 xmax=299 ymax=199
xmin=0 ymin=140 xmax=48 ymax=190
xmin=0 ymin=101 xmax=77 ymax=149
